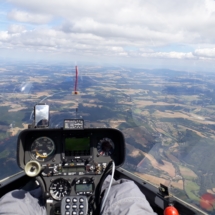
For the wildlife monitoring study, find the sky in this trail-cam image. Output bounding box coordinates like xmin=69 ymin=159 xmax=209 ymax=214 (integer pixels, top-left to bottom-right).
xmin=0 ymin=0 xmax=215 ymax=71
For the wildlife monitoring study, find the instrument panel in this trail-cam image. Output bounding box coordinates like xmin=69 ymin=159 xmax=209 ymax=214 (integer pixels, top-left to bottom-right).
xmin=17 ymin=128 xmax=125 ymax=200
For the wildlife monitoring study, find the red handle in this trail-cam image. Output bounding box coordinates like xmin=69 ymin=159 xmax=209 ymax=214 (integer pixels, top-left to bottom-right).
xmin=164 ymin=206 xmax=179 ymax=215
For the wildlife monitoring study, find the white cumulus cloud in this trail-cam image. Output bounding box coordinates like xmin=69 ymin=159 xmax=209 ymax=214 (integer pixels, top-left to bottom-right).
xmin=7 ymin=10 xmax=52 ymax=24
xmin=0 ymin=0 xmax=214 ymax=68
xmin=141 ymin=52 xmax=195 ymax=59
xmin=193 ymin=48 xmax=215 ymax=58
xmin=8 ymin=24 xmax=25 ymax=34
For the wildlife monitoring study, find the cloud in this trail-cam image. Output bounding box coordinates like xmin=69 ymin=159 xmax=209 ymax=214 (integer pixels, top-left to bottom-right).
xmin=60 ymin=19 xmax=184 ymax=46
xmin=8 ymin=24 xmax=25 ymax=34
xmin=4 ymin=0 xmax=215 ymax=51
xmin=0 ymin=31 xmax=10 ymax=41
xmin=0 ymin=28 xmax=125 ymax=56
xmin=193 ymin=48 xmax=215 ymax=58
xmin=0 ymin=0 xmax=214 ymax=68
xmin=7 ymin=10 xmax=52 ymax=24
xmin=205 ymin=0 xmax=215 ymax=15
xmin=141 ymin=51 xmax=195 ymax=59
xmin=0 ymin=27 xmax=213 ymax=63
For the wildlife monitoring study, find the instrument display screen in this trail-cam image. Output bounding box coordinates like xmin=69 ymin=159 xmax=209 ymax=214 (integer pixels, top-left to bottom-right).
xmin=65 ymin=137 xmax=90 ymax=156
xmin=75 ymin=184 xmax=93 ymax=192
xmin=65 ymin=137 xmax=90 ymax=151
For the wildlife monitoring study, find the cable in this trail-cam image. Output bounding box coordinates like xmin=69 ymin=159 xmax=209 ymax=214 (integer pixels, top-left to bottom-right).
xmin=95 ymin=161 xmax=113 ymax=209
xmin=100 ymin=160 xmax=115 ymax=213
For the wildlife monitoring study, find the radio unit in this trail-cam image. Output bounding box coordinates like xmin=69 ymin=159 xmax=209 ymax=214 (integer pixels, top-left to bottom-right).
xmin=74 ymin=177 xmax=95 ymax=196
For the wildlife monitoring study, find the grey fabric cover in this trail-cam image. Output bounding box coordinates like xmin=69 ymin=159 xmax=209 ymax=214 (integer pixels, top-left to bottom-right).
xmin=101 ymin=176 xmax=157 ymax=215
xmin=0 ymin=177 xmax=157 ymax=215
xmin=0 ymin=187 xmax=46 ymax=215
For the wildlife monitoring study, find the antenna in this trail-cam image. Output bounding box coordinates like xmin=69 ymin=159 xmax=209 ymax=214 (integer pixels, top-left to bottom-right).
xmin=74 ymin=65 xmax=78 ymax=94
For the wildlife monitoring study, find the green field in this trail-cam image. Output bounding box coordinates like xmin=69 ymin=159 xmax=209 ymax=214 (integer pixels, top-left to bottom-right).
xmin=0 ymin=106 xmax=25 ymax=127
xmin=0 ymin=149 xmax=10 ymax=159
xmin=184 ymin=180 xmax=200 ymax=202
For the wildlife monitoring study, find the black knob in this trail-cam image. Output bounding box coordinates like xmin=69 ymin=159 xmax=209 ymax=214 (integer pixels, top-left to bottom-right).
xmin=63 ymin=158 xmax=68 ymax=163
xmin=44 ymin=192 xmax=50 ymax=199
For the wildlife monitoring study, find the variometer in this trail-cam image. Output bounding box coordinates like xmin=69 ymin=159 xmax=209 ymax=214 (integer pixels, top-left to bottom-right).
xmin=30 ymin=137 xmax=55 ymax=162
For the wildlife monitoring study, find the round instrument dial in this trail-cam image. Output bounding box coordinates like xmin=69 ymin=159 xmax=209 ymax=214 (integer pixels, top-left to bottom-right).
xmin=97 ymin=138 xmax=115 ymax=156
xmin=30 ymin=137 xmax=55 ymax=162
xmin=50 ymin=178 xmax=71 ymax=201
